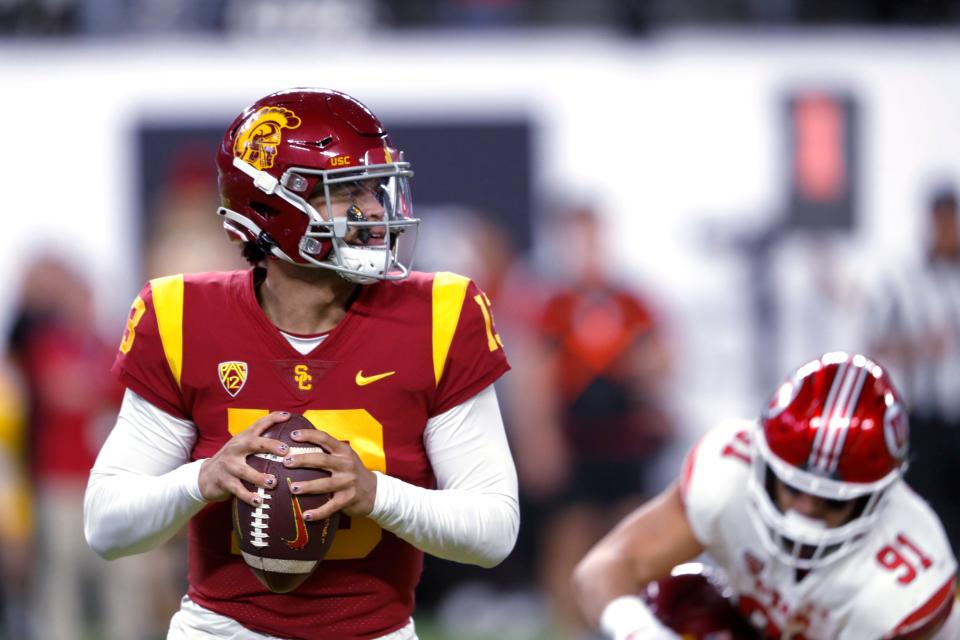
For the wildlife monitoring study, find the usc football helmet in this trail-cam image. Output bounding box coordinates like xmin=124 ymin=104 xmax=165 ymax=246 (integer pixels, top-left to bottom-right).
xmin=216 ymin=88 xmax=418 ymax=283
xmin=748 ymin=352 xmax=910 ymax=569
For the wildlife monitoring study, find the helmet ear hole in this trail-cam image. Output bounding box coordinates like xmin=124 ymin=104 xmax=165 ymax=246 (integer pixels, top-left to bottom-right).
xmin=250 ymin=201 xmax=279 ymax=219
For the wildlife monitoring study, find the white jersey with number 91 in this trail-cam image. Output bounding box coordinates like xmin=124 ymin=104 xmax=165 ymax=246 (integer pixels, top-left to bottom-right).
xmin=681 ymin=419 xmax=957 ymax=639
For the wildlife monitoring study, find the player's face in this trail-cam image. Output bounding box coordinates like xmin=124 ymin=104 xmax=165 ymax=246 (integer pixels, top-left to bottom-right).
xmin=773 ymin=479 xmax=857 ymax=528
xmin=309 ymin=178 xmax=387 ymax=247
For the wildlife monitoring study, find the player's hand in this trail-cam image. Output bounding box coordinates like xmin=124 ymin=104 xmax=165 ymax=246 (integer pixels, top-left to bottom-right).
xmin=198 ymin=411 xmax=291 ymax=506
xmin=284 ymin=428 xmax=377 ymax=520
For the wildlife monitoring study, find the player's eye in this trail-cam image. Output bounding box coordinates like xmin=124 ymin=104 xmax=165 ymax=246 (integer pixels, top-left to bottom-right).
xmin=824 ymin=498 xmax=852 ymax=512
xmin=333 ymin=185 xmax=359 ymax=200
xmin=782 ymin=482 xmax=803 ymax=497
xmin=783 ymin=482 xmax=851 ymax=511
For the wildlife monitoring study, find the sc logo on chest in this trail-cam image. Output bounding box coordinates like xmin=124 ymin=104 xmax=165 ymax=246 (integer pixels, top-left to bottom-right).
xmin=294 ymin=364 xmax=313 ymax=391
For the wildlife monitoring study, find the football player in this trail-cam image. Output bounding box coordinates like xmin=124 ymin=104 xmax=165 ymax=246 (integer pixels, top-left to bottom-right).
xmin=574 ymin=352 xmax=959 ymax=639
xmin=83 ymin=88 xmax=520 ymax=640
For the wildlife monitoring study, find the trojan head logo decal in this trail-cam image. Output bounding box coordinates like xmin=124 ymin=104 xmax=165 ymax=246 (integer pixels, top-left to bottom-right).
xmin=218 ymin=361 xmax=249 ymax=397
xmin=233 ymin=106 xmax=302 ymax=170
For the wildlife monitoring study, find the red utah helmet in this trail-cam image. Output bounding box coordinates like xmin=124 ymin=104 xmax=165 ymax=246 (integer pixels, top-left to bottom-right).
xmin=748 ymin=352 xmax=910 ymax=569
xmin=216 ymin=88 xmax=418 ymax=283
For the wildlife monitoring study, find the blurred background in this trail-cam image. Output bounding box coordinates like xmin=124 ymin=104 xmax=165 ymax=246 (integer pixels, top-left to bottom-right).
xmin=4 ymin=1 xmax=960 ymax=638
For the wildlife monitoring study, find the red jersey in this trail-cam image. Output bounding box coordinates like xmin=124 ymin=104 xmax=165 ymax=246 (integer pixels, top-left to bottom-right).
xmin=111 ymin=268 xmax=509 ymax=639
xmin=18 ymin=320 xmax=120 ymax=481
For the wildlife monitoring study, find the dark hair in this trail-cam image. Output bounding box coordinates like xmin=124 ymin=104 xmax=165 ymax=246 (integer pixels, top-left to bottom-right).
xmin=241 ymin=241 xmax=266 ymax=266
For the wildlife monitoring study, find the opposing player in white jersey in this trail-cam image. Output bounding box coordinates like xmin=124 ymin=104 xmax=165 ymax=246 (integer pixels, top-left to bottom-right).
xmin=574 ymin=352 xmax=959 ymax=639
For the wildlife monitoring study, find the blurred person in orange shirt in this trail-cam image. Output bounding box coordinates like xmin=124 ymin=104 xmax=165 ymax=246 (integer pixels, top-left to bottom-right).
xmin=8 ymin=256 xmax=151 ymax=640
xmin=510 ymin=205 xmax=676 ymax=637
xmin=411 ymin=209 xmax=550 ymax=633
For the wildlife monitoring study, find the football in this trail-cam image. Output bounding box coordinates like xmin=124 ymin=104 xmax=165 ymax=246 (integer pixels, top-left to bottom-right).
xmin=645 ymin=563 xmax=759 ymax=639
xmin=232 ymin=414 xmax=340 ymax=593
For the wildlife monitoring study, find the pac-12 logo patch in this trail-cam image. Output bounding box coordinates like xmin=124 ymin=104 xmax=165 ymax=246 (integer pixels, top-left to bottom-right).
xmin=233 ymin=106 xmax=301 ymax=170
xmin=219 ymin=361 xmax=249 ymax=397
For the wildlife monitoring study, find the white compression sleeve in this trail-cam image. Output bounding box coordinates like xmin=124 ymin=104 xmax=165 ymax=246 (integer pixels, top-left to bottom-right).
xmin=84 ymin=389 xmax=207 ymax=560
xmin=368 ymin=385 xmax=520 ymax=568
xmin=600 ymin=595 xmax=679 ymax=640
xmin=86 ymin=385 xmax=520 ymax=567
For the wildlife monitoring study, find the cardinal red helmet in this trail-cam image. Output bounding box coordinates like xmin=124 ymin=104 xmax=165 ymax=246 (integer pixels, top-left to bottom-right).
xmin=216 ymin=88 xmax=418 ymax=283
xmin=748 ymin=352 xmax=910 ymax=569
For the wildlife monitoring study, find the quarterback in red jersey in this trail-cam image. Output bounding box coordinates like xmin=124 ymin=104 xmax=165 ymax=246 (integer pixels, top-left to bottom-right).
xmin=574 ymin=353 xmax=959 ymax=640
xmin=84 ymin=88 xmax=519 ymax=640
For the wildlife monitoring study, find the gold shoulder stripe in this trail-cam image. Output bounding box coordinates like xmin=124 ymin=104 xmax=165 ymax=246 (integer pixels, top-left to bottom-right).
xmin=150 ymin=274 xmax=185 ymax=388
xmin=431 ymin=272 xmax=470 ymax=387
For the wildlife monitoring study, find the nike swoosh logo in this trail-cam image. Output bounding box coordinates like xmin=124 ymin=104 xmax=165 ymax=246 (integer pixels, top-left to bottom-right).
xmin=355 ymin=370 xmax=396 ymax=386
xmin=283 ymin=480 xmax=310 ymax=551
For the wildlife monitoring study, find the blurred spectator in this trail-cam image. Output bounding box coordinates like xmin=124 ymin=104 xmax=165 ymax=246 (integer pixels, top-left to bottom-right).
xmin=0 ymin=359 xmax=30 ymax=640
xmin=144 ymin=142 xmax=247 ymax=279
xmin=511 ymin=205 xmax=676 ymax=637
xmin=77 ymin=0 xmax=225 ymax=35
xmin=137 ymin=141 xmax=249 ymax=630
xmin=414 ymin=207 xmax=543 ymax=346
xmin=436 ymin=0 xmax=526 ymax=28
xmin=7 ymin=255 xmax=150 ymax=640
xmin=4 ymin=0 xmax=960 ymax=36
xmin=408 ymin=208 xmax=550 ymax=633
xmin=863 ymin=184 xmax=960 ymax=558
xmin=0 ymin=0 xmax=73 ymax=35
xmin=223 ymin=0 xmax=377 ymax=36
